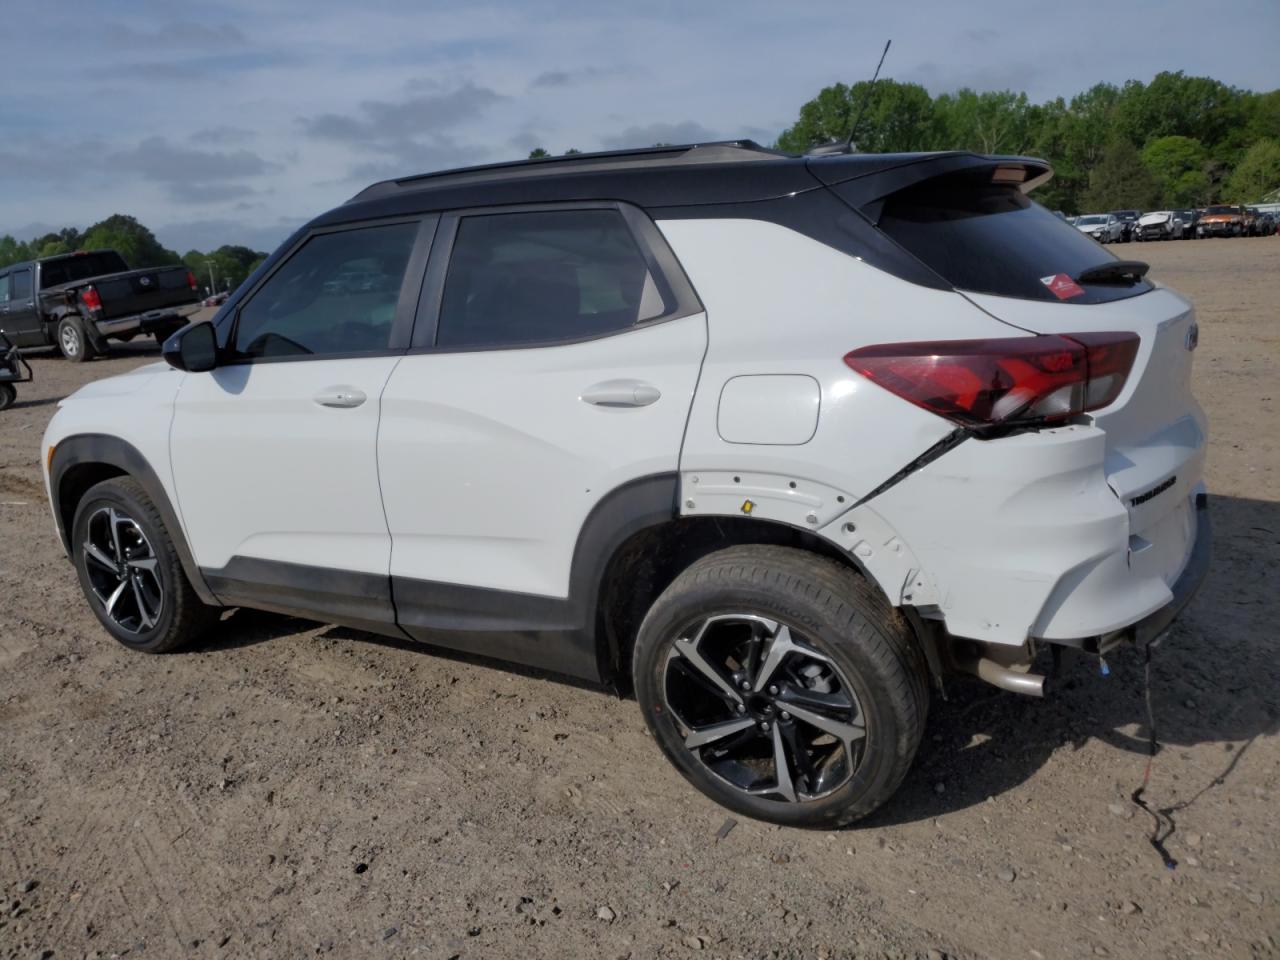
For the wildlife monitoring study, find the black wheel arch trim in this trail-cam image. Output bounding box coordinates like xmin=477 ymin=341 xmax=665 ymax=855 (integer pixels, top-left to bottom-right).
xmin=49 ymin=434 xmax=219 ymax=606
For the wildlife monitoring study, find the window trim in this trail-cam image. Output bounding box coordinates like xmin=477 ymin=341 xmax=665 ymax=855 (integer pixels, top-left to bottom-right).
xmin=221 ymin=214 xmax=438 ymax=366
xmin=408 ymin=200 xmax=703 ymax=354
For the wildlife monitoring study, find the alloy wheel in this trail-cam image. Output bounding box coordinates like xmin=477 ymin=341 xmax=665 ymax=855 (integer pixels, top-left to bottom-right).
xmin=662 ymin=614 xmax=866 ymax=803
xmin=61 ymin=324 xmax=81 ymax=357
xmin=81 ymin=506 xmax=164 ymax=634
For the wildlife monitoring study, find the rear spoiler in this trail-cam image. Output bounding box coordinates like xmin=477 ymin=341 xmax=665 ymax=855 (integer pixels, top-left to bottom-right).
xmin=806 ymin=152 xmax=1054 ymax=207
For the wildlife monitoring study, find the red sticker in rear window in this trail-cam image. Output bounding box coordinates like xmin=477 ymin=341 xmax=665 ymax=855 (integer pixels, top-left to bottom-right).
xmin=1040 ymin=273 xmax=1085 ymax=300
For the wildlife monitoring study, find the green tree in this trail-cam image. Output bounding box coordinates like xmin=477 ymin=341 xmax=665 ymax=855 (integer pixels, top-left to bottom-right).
xmin=527 ymin=148 xmax=550 ymax=159
xmin=935 ymin=89 xmax=1034 ymax=154
xmin=81 ymin=214 xmax=180 ymax=267
xmin=1082 ymin=138 xmax=1160 ymax=210
xmin=1141 ymin=135 xmax=1210 ymax=206
xmin=776 ymin=79 xmax=941 ymax=153
xmin=1225 ymin=138 xmax=1280 ymax=202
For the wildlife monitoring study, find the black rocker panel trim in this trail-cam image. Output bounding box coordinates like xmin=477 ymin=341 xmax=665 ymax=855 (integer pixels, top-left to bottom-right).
xmin=197 ymin=474 xmax=679 ymax=682
xmin=202 ymin=557 xmax=406 ymax=640
xmin=49 ymin=434 xmax=218 ymax=605
xmin=392 ymin=473 xmax=680 ymax=682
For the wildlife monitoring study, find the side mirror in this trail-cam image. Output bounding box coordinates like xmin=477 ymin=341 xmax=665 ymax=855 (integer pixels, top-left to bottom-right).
xmin=163 ymin=321 xmax=219 ymax=372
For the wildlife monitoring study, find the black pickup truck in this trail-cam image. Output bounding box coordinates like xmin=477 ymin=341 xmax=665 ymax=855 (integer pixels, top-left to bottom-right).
xmin=0 ymin=250 xmax=200 ymax=361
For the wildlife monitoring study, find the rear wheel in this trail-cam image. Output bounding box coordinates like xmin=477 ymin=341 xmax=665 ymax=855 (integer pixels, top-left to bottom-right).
xmin=57 ymin=315 xmax=94 ymax=362
xmin=71 ymin=477 xmax=218 ymax=652
xmin=0 ymin=383 xmax=15 ymax=410
xmin=633 ymin=545 xmax=929 ymax=828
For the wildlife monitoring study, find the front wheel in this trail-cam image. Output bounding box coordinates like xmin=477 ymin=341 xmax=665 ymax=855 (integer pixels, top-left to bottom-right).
xmin=633 ymin=545 xmax=929 ymax=828
xmin=57 ymin=315 xmax=94 ymax=362
xmin=71 ymin=477 xmax=218 ymax=652
xmin=0 ymin=383 xmax=15 ymax=411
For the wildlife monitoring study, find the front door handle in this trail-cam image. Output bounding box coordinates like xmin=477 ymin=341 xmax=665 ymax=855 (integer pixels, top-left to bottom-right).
xmin=580 ymin=379 xmax=661 ymax=408
xmin=313 ymin=386 xmax=367 ymax=408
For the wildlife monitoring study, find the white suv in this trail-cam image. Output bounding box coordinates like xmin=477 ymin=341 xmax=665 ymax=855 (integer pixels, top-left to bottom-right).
xmin=42 ymin=142 xmax=1209 ymax=827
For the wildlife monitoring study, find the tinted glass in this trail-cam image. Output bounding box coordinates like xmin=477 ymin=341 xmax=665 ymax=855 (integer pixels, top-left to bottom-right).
xmin=234 ymin=223 xmax=417 ymax=358
xmin=436 ymin=210 xmax=666 ymax=348
xmin=0 ymin=275 xmax=8 ymax=302
xmin=40 ymin=252 xmax=129 ymax=287
xmin=877 ymin=170 xmax=1153 ymax=304
xmin=10 ymin=270 xmax=31 ymax=300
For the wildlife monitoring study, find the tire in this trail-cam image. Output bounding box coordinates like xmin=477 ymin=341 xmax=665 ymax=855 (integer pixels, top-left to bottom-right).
xmin=633 ymin=545 xmax=929 ymax=828
xmin=57 ymin=315 xmax=94 ymax=363
xmin=0 ymin=383 xmax=15 ymax=411
xmin=71 ymin=477 xmax=218 ymax=653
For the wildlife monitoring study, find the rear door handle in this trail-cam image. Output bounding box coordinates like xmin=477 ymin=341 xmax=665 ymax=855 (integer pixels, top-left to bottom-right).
xmin=313 ymin=386 xmax=367 ymax=408
xmin=580 ymin=379 xmax=661 ymax=408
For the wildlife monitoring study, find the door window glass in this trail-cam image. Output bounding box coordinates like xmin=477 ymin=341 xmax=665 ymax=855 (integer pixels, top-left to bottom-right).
xmin=0 ymin=275 xmax=9 ymax=302
xmin=436 ymin=209 xmax=667 ymax=348
xmin=234 ymin=222 xmax=417 ymax=358
xmin=10 ymin=270 xmax=31 ymax=301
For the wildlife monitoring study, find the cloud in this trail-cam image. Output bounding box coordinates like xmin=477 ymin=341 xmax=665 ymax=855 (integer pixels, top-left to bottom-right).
xmin=109 ymin=137 xmax=272 ymax=184
xmin=189 ymin=126 xmax=256 ymax=145
xmin=174 ymin=183 xmax=259 ymax=205
xmin=530 ymin=70 xmax=572 ymax=89
xmin=100 ymin=21 xmax=247 ymax=49
xmin=156 ymin=217 xmax=305 ymax=256
xmin=600 ymin=121 xmax=721 ymax=149
xmin=300 ymin=83 xmax=504 ymax=143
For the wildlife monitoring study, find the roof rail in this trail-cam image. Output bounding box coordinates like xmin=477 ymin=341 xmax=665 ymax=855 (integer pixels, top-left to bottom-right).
xmin=349 ymin=140 xmax=790 ymax=202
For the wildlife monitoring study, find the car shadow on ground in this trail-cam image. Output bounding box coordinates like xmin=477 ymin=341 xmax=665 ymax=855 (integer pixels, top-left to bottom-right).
xmin=183 ymin=494 xmax=1279 ymax=829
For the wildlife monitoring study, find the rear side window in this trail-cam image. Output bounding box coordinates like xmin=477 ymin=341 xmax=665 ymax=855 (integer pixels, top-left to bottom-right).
xmin=876 ymin=171 xmax=1152 ymax=304
xmin=40 ymin=252 xmax=130 ymax=287
xmin=0 ymin=274 xmax=8 ymax=302
xmin=233 ymin=222 xmax=417 ymax=359
xmin=10 ymin=269 xmax=31 ymax=300
xmin=436 ymin=209 xmax=668 ymax=349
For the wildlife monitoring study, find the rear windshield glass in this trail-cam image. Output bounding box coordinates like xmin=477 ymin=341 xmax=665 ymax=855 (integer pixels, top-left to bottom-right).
xmin=40 ymin=252 xmax=129 ymax=287
xmin=876 ymin=170 xmax=1153 ymax=304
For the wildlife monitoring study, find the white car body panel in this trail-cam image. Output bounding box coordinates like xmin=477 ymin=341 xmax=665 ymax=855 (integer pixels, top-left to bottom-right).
xmin=169 ymin=357 xmax=401 ymax=574
xmin=42 ymin=362 xmax=185 ymax=528
xmin=377 ymin=313 xmax=706 ymax=597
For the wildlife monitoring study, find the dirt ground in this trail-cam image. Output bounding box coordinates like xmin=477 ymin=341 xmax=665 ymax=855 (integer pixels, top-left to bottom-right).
xmin=1 ymin=237 xmax=1277 ymax=960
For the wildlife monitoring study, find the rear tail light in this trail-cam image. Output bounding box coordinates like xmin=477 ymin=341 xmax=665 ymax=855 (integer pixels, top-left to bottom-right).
xmin=186 ymin=270 xmax=197 ymax=291
xmin=81 ymin=286 xmax=102 ymax=311
xmin=844 ymin=332 xmax=1139 ymax=429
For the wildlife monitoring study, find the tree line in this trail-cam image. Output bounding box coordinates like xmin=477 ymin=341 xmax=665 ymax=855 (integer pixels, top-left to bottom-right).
xmin=775 ymin=70 xmax=1280 ymax=212
xmin=0 ymin=214 xmax=267 ymax=295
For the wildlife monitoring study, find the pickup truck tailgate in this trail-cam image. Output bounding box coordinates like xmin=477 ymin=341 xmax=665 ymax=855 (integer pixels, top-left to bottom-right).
xmin=93 ymin=267 xmax=197 ymax=320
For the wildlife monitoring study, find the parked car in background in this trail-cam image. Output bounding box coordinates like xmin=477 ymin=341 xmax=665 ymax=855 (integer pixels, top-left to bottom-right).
xmin=0 ymin=250 xmax=200 ymax=361
xmin=1176 ymin=209 xmax=1200 ymax=239
xmin=202 ymin=292 xmax=230 ymax=308
xmin=1135 ymin=211 xmax=1184 ymax=241
xmin=1257 ymin=211 xmax=1277 ymax=236
xmin=1244 ymin=207 xmax=1273 ymax=236
xmin=1076 ymin=213 xmax=1123 ymax=243
xmin=1199 ymin=205 xmax=1247 ymax=237
xmin=42 ymin=142 xmax=1210 ymax=827
xmin=1109 ymin=209 xmax=1140 ymax=241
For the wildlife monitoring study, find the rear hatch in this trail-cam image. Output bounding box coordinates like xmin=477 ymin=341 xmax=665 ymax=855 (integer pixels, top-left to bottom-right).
xmin=829 ymin=161 xmax=1206 ymax=590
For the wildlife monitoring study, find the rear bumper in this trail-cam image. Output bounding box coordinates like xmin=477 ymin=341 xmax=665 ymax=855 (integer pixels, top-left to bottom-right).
xmin=1124 ymin=491 xmax=1210 ymax=646
xmin=95 ymin=303 xmax=199 ymax=339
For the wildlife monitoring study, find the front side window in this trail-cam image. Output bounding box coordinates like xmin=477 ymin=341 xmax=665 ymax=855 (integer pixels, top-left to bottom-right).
xmin=233 ymin=222 xmax=417 ymax=359
xmin=436 ymin=209 xmax=667 ymax=349
xmin=10 ymin=270 xmax=31 ymax=301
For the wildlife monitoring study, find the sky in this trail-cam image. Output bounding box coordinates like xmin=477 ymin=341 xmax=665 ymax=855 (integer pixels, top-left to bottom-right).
xmin=2 ymin=0 xmax=1276 ymax=255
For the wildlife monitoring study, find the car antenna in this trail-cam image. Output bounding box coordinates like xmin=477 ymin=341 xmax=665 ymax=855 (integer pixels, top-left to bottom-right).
xmin=807 ymin=39 xmax=892 ymax=156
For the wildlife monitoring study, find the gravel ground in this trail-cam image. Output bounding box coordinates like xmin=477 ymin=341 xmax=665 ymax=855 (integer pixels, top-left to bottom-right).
xmin=1 ymin=237 xmax=1277 ymax=960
